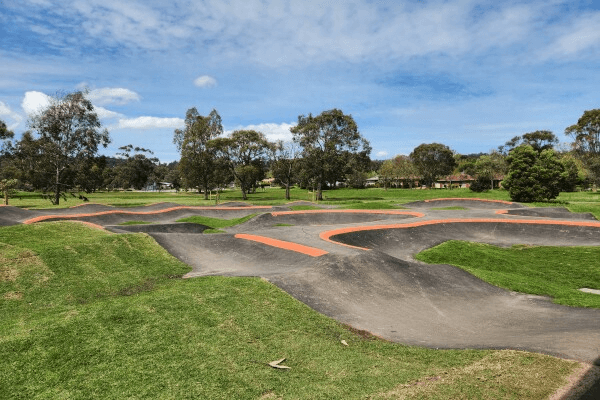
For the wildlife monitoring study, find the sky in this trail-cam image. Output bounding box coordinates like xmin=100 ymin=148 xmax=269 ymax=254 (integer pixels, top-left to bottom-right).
xmin=1 ymin=0 xmax=600 ymax=162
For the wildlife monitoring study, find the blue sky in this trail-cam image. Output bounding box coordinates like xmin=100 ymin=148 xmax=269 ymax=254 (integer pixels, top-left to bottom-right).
xmin=1 ymin=0 xmax=600 ymax=162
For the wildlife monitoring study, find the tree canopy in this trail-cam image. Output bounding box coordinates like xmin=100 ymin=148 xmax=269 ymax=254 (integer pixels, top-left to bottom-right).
xmin=502 ymin=145 xmax=567 ymax=202
xmin=209 ymin=130 xmax=274 ymax=200
xmin=409 ymin=143 xmax=455 ymax=187
xmin=565 ymin=109 xmax=600 ymax=185
xmin=174 ymin=108 xmax=223 ymax=198
xmin=28 ymin=91 xmax=110 ymax=204
xmin=499 ymin=131 xmax=558 ymax=155
xmin=291 ymin=109 xmax=371 ymax=200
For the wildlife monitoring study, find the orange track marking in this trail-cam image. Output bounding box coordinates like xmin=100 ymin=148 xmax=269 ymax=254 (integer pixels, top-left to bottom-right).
xmin=235 ymin=234 xmax=328 ymax=257
xmin=320 ymin=218 xmax=600 ymax=250
xmin=22 ymin=206 xmax=273 ymax=224
xmin=271 ymin=209 xmax=425 ymax=217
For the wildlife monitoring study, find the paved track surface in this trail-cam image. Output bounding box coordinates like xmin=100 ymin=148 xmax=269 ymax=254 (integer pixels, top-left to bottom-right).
xmin=2 ymin=199 xmax=600 ymax=365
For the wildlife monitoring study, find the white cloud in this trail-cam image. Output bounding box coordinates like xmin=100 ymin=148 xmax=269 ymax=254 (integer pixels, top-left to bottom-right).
xmin=21 ymin=91 xmax=51 ymax=116
xmin=0 ymin=102 xmax=23 ymax=130
xmin=94 ymin=106 xmax=124 ymax=120
xmin=116 ymin=116 xmax=184 ymax=129
xmin=87 ymin=87 xmax=141 ymax=105
xmin=17 ymin=0 xmax=600 ymax=67
xmin=226 ymin=122 xmax=296 ymax=142
xmin=540 ymin=12 xmax=600 ymax=59
xmin=193 ymin=75 xmax=217 ymax=88
xmin=376 ymin=151 xmax=388 ymax=158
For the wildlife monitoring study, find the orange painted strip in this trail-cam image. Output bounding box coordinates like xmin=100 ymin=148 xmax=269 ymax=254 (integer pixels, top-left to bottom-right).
xmin=271 ymin=210 xmax=425 ymax=217
xmin=320 ymin=218 xmax=600 ymax=251
xmin=424 ymin=198 xmax=515 ymax=205
xmin=22 ymin=205 xmax=273 ymax=224
xmin=234 ymin=233 xmax=328 ymax=257
xmin=495 ymin=210 xmax=509 ymax=214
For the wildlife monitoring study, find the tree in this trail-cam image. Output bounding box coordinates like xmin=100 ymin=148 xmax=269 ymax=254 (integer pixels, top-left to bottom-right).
xmin=271 ymin=140 xmax=300 ymax=200
xmin=378 ymin=159 xmax=396 ymax=190
xmin=0 ymin=119 xmax=14 ymax=152
xmin=502 ymin=145 xmax=566 ymax=202
xmin=209 ymin=130 xmax=274 ymax=200
xmin=409 ymin=143 xmax=456 ymax=188
xmin=291 ymin=109 xmax=371 ymax=200
xmin=470 ymin=151 xmax=507 ymax=192
xmin=565 ymin=109 xmax=600 ymax=185
xmin=111 ymin=145 xmax=158 ymax=190
xmin=392 ymin=155 xmax=419 ymax=188
xmin=28 ymin=91 xmax=110 ymax=204
xmin=498 ymin=131 xmax=558 ymax=155
xmin=174 ymin=108 xmax=223 ymax=199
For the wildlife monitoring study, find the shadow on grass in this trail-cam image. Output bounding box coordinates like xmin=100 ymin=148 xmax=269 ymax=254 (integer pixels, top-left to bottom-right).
xmin=560 ymin=357 xmax=600 ymax=399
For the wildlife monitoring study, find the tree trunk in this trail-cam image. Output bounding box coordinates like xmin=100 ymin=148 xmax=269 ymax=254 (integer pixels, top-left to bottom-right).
xmin=203 ymin=184 xmax=209 ymax=200
xmin=4 ymin=190 xmax=8 ymax=206
xmin=241 ymin=186 xmax=247 ymax=200
xmin=55 ymin=167 xmax=60 ymax=205
xmin=285 ymin=182 xmax=290 ymax=200
xmin=317 ymin=181 xmax=323 ymax=201
xmin=490 ymin=178 xmax=494 ymax=190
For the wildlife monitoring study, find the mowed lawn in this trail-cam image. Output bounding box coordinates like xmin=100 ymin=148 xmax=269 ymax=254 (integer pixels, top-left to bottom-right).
xmin=9 ymin=187 xmax=600 ymax=218
xmin=0 ymin=222 xmax=581 ymax=399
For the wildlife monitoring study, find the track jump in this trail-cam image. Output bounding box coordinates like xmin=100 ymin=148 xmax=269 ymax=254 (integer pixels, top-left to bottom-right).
xmin=3 ymin=199 xmax=600 ymax=364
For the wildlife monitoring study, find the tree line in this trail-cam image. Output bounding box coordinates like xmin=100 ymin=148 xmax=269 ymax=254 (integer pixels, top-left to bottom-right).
xmin=1 ymin=89 xmax=599 ymax=204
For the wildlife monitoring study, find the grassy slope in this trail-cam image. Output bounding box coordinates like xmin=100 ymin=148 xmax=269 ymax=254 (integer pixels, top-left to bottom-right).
xmin=0 ymin=223 xmax=578 ymax=399
xmin=176 ymin=214 xmax=256 ymax=233
xmin=416 ymin=241 xmax=600 ymax=308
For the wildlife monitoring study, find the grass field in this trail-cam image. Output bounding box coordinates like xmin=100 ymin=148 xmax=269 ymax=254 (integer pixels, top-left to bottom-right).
xmin=0 ymin=222 xmax=580 ymax=399
xmin=9 ymin=187 xmax=600 ymax=218
xmin=176 ymin=214 xmax=257 ymax=233
xmin=416 ymin=241 xmax=600 ymax=308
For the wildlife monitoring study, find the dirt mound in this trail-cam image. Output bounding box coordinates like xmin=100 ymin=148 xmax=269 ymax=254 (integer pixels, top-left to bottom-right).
xmin=404 ymin=198 xmax=524 ymax=209
xmin=269 ymin=250 xmax=600 ymax=363
xmin=106 ymin=223 xmax=209 ymax=234
xmin=329 ymin=221 xmax=600 ymax=260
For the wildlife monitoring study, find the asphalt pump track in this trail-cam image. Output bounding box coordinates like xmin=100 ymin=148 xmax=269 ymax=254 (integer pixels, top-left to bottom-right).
xmin=3 ymin=199 xmax=600 ymax=365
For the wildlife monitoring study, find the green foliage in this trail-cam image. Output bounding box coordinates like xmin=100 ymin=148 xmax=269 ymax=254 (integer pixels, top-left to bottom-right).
xmin=565 ymin=108 xmax=600 ymax=185
xmin=271 ymin=141 xmax=300 ymax=200
xmin=175 ymin=214 xmax=257 ymax=230
xmin=0 ymin=178 xmax=18 ymax=205
xmin=174 ymin=108 xmax=223 ymax=198
xmin=502 ymin=145 xmax=565 ymax=202
xmin=210 ymin=130 xmax=273 ymax=200
xmin=111 ymin=145 xmax=158 ymax=190
xmin=416 ymin=240 xmax=600 ymax=308
xmin=469 ymin=152 xmax=506 ymax=192
xmin=27 ymin=91 xmax=111 ymax=204
xmin=410 ymin=143 xmax=456 ymax=187
xmin=291 ymin=109 xmax=371 ymax=199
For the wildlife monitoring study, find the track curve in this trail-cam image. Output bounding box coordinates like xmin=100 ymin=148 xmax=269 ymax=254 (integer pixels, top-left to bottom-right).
xmin=3 ymin=200 xmax=600 ymax=363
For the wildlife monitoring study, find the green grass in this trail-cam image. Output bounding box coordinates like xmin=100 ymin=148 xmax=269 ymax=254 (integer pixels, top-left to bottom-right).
xmin=118 ymin=220 xmax=152 ymax=226
xmin=0 ymin=223 xmax=579 ymax=399
xmin=430 ymin=206 xmax=468 ymax=210
xmin=9 ymin=187 xmax=515 ymax=209
xmin=10 ymin=188 xmax=600 ymax=219
xmin=340 ymin=201 xmax=406 ymax=209
xmin=175 ymin=214 xmax=257 ymax=231
xmin=273 ymin=223 xmax=294 ymax=227
xmin=288 ymin=205 xmax=323 ymax=210
xmin=416 ymin=240 xmax=600 ymax=308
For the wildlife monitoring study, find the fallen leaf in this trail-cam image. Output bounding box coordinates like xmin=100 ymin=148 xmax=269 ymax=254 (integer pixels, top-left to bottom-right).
xmin=341 ymin=340 xmax=348 ymax=346
xmin=268 ymin=358 xmax=291 ymax=369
